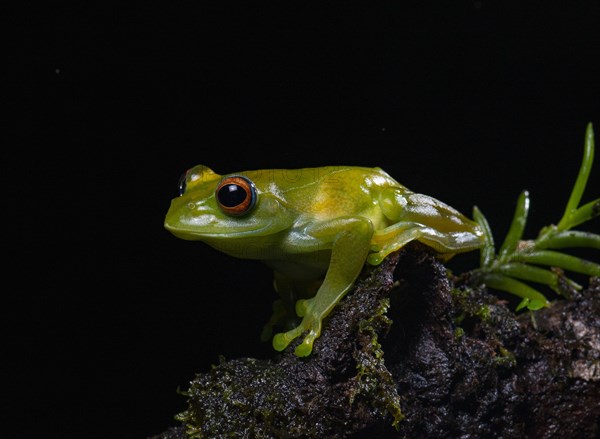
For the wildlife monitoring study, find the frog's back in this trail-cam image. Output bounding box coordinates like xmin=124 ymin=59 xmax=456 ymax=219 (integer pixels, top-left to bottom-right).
xmin=245 ymin=166 xmax=401 ymax=218
xmin=244 ymin=166 xmax=399 ymax=190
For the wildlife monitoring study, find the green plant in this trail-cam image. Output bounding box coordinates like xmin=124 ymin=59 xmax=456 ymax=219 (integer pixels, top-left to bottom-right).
xmin=464 ymin=122 xmax=600 ymax=311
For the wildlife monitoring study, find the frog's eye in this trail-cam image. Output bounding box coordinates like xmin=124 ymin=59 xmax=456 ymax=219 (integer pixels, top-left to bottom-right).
xmin=177 ymin=171 xmax=189 ymax=196
xmin=215 ymin=176 xmax=257 ymax=216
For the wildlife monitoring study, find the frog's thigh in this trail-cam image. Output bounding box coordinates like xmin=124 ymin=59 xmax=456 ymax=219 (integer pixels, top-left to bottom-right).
xmin=273 ymin=216 xmax=374 ymax=356
xmin=368 ymin=221 xmax=437 ymax=265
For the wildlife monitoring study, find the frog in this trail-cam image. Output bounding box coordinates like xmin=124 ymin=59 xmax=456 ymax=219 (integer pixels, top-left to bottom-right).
xmin=164 ymin=165 xmax=484 ymax=357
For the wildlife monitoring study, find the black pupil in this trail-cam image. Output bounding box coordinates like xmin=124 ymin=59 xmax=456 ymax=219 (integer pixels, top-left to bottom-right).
xmin=218 ymin=184 xmax=247 ymax=207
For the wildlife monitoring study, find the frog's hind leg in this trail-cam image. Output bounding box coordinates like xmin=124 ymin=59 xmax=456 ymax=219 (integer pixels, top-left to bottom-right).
xmin=368 ymin=221 xmax=451 ymax=265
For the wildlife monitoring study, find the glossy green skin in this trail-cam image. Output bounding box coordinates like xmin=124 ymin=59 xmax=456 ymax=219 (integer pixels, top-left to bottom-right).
xmin=165 ymin=165 xmax=484 ymax=356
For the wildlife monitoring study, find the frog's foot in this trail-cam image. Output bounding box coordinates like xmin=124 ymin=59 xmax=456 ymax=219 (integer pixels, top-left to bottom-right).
xmin=272 ymin=298 xmax=323 ymax=357
xmin=367 ymin=250 xmax=385 ymax=265
xmin=368 ymin=241 xmax=401 ymax=265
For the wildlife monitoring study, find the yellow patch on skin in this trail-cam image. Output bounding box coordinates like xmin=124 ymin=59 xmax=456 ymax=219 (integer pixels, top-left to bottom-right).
xmin=311 ymin=190 xmax=350 ymax=219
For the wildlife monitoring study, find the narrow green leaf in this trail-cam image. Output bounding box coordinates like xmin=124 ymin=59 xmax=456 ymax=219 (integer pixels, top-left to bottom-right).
xmin=496 ymin=262 xmax=559 ymax=292
xmin=515 ymin=250 xmax=600 ymax=276
xmin=558 ymin=122 xmax=595 ymax=230
xmin=536 ymin=230 xmax=600 ymax=250
xmin=564 ymin=198 xmax=600 ymax=230
xmin=516 ymin=298 xmax=530 ymax=312
xmin=498 ymin=191 xmax=530 ymax=260
xmin=473 ymin=205 xmax=495 ymax=268
xmin=482 ymin=272 xmax=549 ymax=310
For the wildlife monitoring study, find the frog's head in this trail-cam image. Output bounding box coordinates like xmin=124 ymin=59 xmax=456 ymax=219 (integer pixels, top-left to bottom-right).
xmin=164 ymin=165 xmax=294 ymax=242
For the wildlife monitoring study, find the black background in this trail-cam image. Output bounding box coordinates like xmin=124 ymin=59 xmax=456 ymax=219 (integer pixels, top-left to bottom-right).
xmin=8 ymin=3 xmax=600 ymax=438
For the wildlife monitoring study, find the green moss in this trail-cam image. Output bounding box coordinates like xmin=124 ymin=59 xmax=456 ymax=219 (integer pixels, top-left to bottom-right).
xmin=353 ymin=297 xmax=404 ymax=428
xmin=475 ymin=304 xmax=491 ymax=321
xmin=450 ymin=283 xmax=521 ymax=371
xmin=174 ymin=357 xmax=296 ymax=438
xmin=494 ymin=346 xmax=517 ymax=368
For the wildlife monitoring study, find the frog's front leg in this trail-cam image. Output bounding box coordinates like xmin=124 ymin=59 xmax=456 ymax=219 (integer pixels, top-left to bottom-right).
xmin=272 ymin=216 xmax=374 ymax=357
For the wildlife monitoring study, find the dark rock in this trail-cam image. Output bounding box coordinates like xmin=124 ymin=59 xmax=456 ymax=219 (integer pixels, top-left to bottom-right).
xmin=150 ymin=243 xmax=600 ymax=438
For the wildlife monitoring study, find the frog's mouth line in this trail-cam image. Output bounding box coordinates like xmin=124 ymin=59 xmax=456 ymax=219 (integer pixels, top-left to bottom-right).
xmin=163 ymin=221 xmax=287 ymax=240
